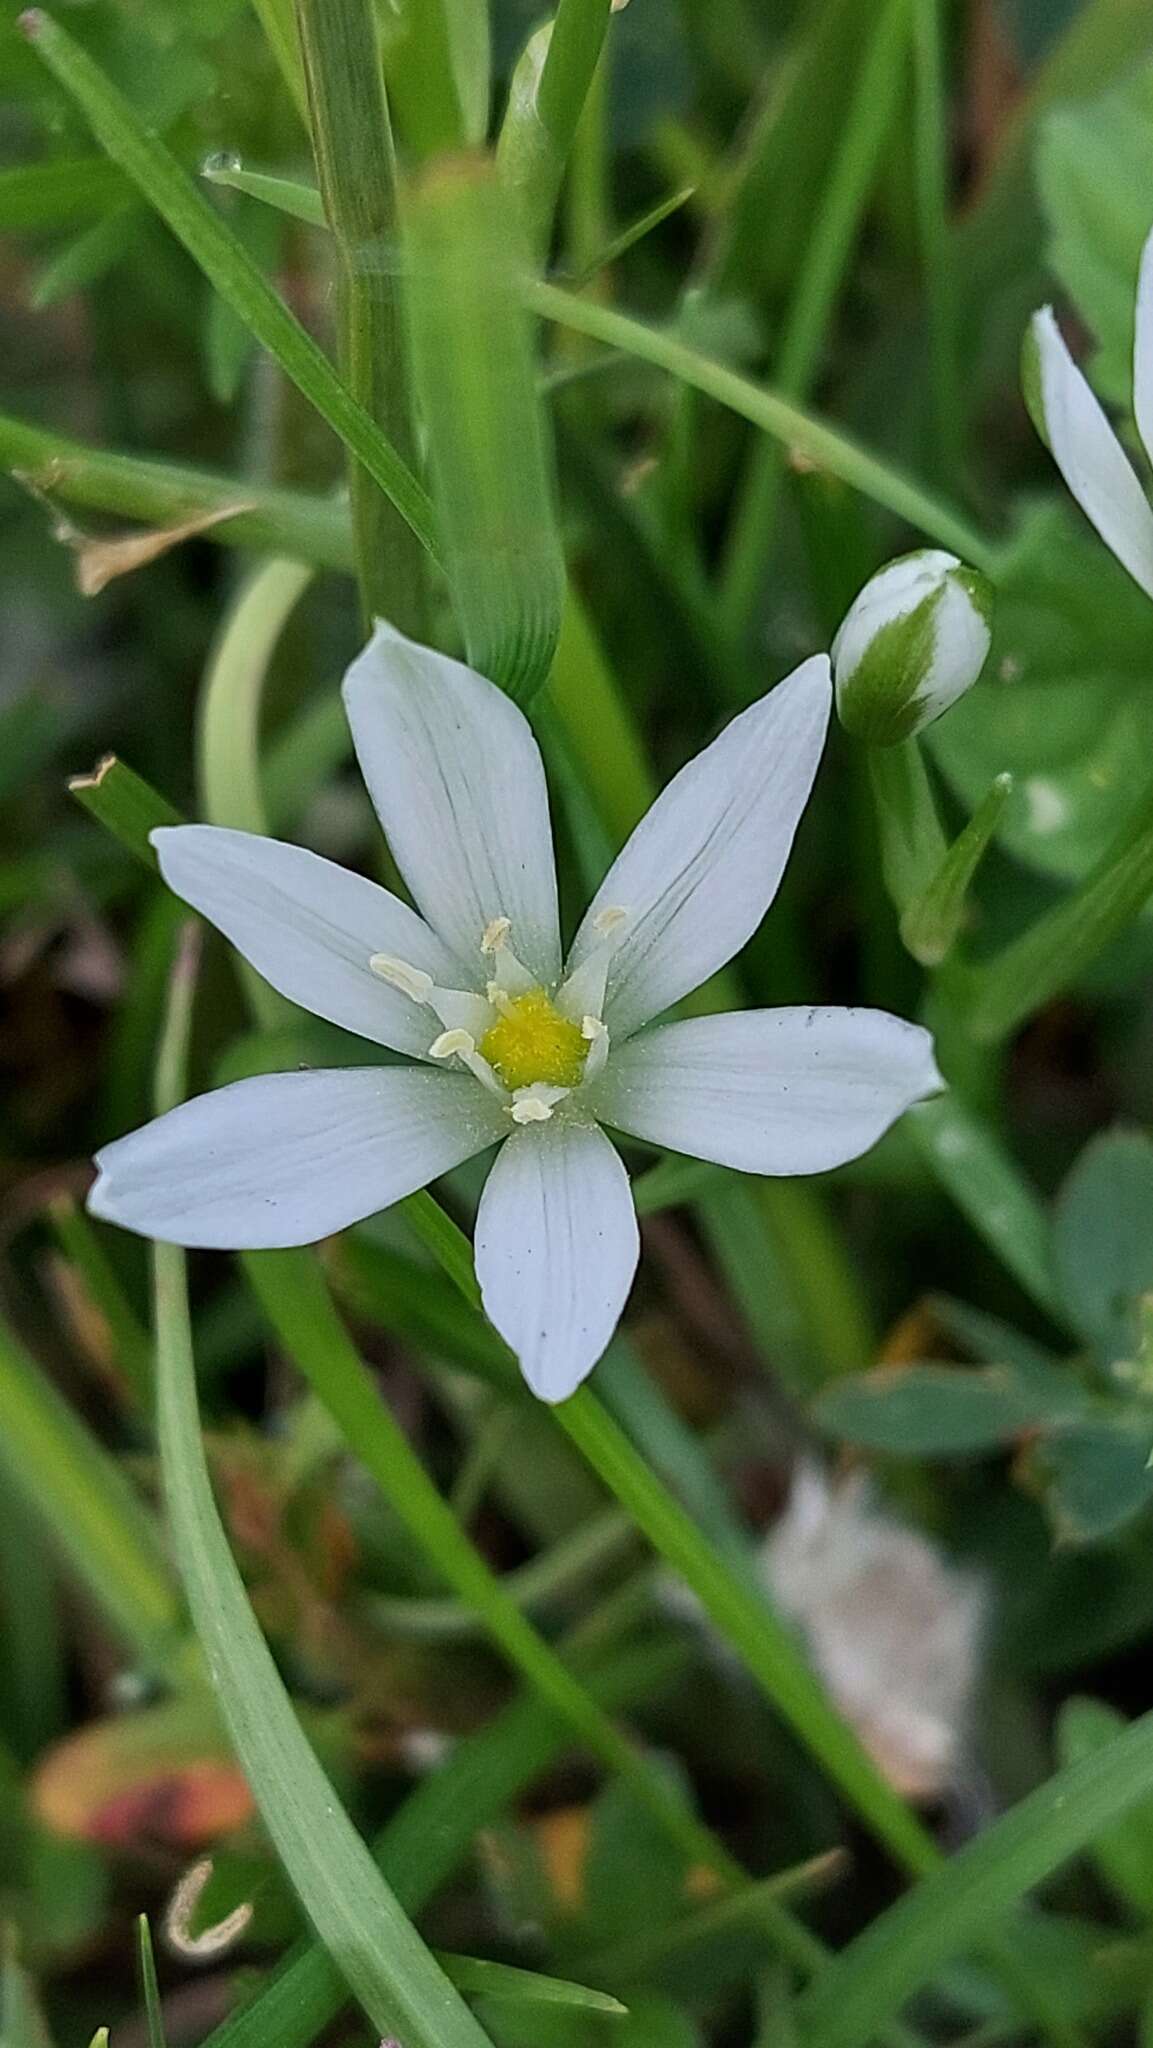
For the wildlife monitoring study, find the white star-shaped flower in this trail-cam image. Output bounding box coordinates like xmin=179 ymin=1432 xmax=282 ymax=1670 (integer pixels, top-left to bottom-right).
xmin=90 ymin=622 xmax=941 ymax=1401
xmin=1029 ymin=222 xmax=1153 ymax=601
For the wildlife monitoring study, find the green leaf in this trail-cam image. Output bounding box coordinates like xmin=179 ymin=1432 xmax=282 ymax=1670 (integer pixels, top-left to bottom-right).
xmin=1057 ymin=1697 xmax=1153 ymax=1916
xmin=1036 ymin=64 xmax=1153 ymax=404
xmin=436 ymin=1956 xmax=625 ymax=2015
xmin=496 ymin=0 xmax=613 ymax=257
xmin=796 ymin=1700 xmax=1153 ymax=2048
xmin=201 ymin=1635 xmax=682 ymax=2048
xmin=200 ymin=159 xmax=326 ymax=226
xmin=929 ymin=502 xmax=1153 ymax=888
xmin=1033 ymin=1420 xmax=1153 ymax=1545
xmin=900 ymin=772 xmax=1014 ymax=966
xmin=153 ymin=1235 xmax=499 ymax=2048
xmin=1052 ymin=1128 xmax=1153 ymax=1364
xmin=136 ymin=1921 xmax=167 ymax=2048
xmin=68 ymin=754 xmax=181 ymax=867
xmin=907 ymin=1094 xmax=1061 ymax=1319
xmin=0 ymin=408 xmax=354 ymax=572
xmin=0 ymin=1936 xmax=55 ymax=2048
xmin=402 ymin=155 xmax=565 ymax=701
xmin=868 ymin=739 xmax=948 ymax=914
xmin=0 ymin=1306 xmax=184 ymax=1679
xmin=815 ymin=1361 xmax=1082 ymax=1458
xmin=22 ymin=11 xmax=437 ymax=561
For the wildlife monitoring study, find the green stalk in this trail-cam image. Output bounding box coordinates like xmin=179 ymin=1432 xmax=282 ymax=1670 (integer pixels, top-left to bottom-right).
xmin=528 ymin=278 xmax=997 ymax=569
xmin=869 ymin=738 xmax=949 ymax=912
xmin=296 ymin=0 xmax=425 ymax=627
xmin=497 ymin=0 xmax=613 ymax=258
xmin=198 ymin=558 xmax=312 ymax=837
xmin=717 ymin=0 xmax=912 ymax=646
xmin=0 ymin=410 xmax=354 ymax=571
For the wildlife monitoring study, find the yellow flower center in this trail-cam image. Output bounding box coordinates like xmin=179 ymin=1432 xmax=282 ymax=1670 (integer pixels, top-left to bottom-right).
xmin=479 ymin=988 xmax=589 ymax=1091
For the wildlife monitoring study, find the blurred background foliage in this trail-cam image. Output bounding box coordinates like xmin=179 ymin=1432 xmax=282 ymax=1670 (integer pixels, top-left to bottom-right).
xmin=8 ymin=1 xmax=1153 ymax=2045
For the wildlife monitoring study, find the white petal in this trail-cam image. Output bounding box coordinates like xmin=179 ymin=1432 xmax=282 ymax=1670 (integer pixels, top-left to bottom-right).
xmin=565 ymin=657 xmax=831 ymax=1041
xmin=475 ymin=1120 xmax=639 ymax=1403
xmin=1134 ymin=225 xmax=1153 ymax=473
xmin=342 ymin=621 xmax=561 ymax=984
xmin=1032 ymin=305 xmax=1153 ymax=600
xmin=89 ymin=1067 xmax=506 ymax=1249
xmin=593 ymin=1008 xmax=942 ymax=1175
xmin=153 ymin=825 xmax=468 ymax=1058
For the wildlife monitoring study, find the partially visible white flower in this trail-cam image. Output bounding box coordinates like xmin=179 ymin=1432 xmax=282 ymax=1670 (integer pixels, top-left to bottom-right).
xmin=763 ymin=1466 xmax=984 ymax=1801
xmin=832 ymin=550 xmax=993 ymax=746
xmin=89 ymin=622 xmax=941 ymax=1403
xmin=1027 ymin=222 xmax=1153 ymax=600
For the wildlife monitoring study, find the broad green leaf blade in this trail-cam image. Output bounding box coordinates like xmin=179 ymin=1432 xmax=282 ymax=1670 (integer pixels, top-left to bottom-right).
xmin=1052 ymin=1128 xmax=1153 ymax=1364
xmin=21 ymin=12 xmax=437 ymax=561
xmin=1057 ymin=1697 xmax=1153 ymax=1915
xmin=402 ymin=154 xmax=565 ymax=701
xmin=1033 ymin=1420 xmax=1153 ymax=1544
xmin=815 ymin=1362 xmax=1080 ymax=1457
xmin=1037 ymin=70 xmax=1153 ymax=403
xmin=797 ymin=1703 xmax=1153 ymax=2048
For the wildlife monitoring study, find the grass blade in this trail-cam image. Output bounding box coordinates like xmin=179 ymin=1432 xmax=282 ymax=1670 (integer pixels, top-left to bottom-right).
xmin=20 ymin=12 xmax=437 ymax=561
xmin=797 ymin=1706 xmax=1153 ymax=2048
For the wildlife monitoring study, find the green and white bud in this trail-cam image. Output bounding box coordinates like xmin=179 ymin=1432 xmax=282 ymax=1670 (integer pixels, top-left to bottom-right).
xmin=832 ymin=549 xmax=993 ymax=747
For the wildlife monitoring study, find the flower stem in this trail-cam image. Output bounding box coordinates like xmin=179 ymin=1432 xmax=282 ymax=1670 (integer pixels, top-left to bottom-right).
xmin=528 ymin=277 xmax=999 ymax=572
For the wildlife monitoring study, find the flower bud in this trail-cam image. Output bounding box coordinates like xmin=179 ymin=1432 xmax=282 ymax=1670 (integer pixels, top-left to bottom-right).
xmin=832 ymin=549 xmax=993 ymax=746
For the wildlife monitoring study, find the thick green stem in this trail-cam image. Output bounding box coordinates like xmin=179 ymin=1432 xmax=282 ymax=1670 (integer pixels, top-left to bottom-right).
xmin=296 ymin=0 xmax=425 ymax=627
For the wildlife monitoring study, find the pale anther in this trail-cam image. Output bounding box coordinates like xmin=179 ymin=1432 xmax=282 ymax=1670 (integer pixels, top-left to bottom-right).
xmin=429 ymin=1028 xmax=475 ymax=1060
xmin=509 ymin=1081 xmax=569 ymax=1125
xmin=581 ymin=1015 xmax=606 ymax=1042
xmin=369 ymin=953 xmax=433 ymax=1002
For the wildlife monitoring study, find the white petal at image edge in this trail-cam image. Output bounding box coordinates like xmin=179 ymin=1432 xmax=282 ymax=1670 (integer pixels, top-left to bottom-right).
xmin=594 ymin=1008 xmax=942 ymax=1175
xmin=1134 ymin=225 xmax=1153 ymax=478
xmin=343 ymin=621 xmax=563 ymax=985
xmin=89 ymin=1067 xmax=508 ymax=1249
xmin=475 ymin=1120 xmax=640 ymax=1403
xmin=153 ymin=825 xmax=471 ymax=1059
xmin=566 ymin=657 xmax=831 ymax=1043
xmin=1032 ymin=305 xmax=1153 ymax=602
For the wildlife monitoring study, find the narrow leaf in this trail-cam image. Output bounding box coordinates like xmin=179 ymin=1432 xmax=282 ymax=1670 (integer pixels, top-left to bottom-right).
xmin=1056 ymin=1698 xmax=1153 ymax=1916
xmin=68 ymin=756 xmax=181 ymax=867
xmin=797 ymin=1704 xmax=1153 ymax=2048
xmin=21 ymin=12 xmax=437 ymax=560
xmin=900 ymin=771 xmax=1014 ymax=966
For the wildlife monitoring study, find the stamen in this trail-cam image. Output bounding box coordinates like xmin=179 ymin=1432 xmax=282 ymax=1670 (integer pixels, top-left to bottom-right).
xmin=429 ymin=1028 xmax=475 ymax=1060
xmin=370 ymin=954 xmax=433 ymax=1002
xmin=479 ymin=916 xmax=537 ymax=996
xmin=510 ymin=1083 xmax=570 ymax=1125
xmin=555 ymin=908 xmax=630 ymax=1024
xmin=581 ymin=1015 xmax=610 ymax=1082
